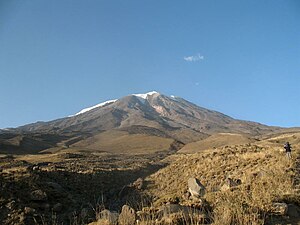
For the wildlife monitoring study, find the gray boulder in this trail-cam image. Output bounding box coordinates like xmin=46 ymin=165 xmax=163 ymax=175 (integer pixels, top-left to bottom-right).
xmin=188 ymin=178 xmax=206 ymax=197
xmin=271 ymin=203 xmax=288 ymax=215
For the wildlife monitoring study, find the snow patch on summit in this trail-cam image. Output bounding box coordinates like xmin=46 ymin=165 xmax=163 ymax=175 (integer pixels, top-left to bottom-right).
xmin=72 ymin=99 xmax=117 ymax=116
xmin=132 ymin=91 xmax=159 ymax=99
xmin=70 ymin=91 xmax=160 ymax=117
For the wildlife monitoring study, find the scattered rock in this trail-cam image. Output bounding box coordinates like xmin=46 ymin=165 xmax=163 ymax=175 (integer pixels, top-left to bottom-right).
xmin=30 ymin=190 xmax=47 ymax=201
xmin=24 ymin=207 xmax=35 ymax=215
xmin=26 ymin=164 xmax=41 ymax=173
xmin=118 ymin=205 xmax=136 ymax=225
xmin=271 ymin=202 xmax=288 ymax=215
xmin=32 ymin=165 xmax=40 ymax=171
xmin=18 ymin=212 xmax=26 ymax=223
xmin=132 ymin=178 xmax=144 ymax=190
xmin=6 ymin=200 xmax=16 ymax=210
xmin=188 ymin=178 xmax=206 ymax=198
xmin=98 ymin=209 xmax=119 ymax=225
xmin=182 ymin=191 xmax=191 ymax=200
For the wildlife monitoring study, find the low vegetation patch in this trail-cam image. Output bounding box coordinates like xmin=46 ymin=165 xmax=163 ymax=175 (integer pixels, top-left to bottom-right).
xmin=143 ymin=143 xmax=300 ymax=224
xmin=1 ymin=136 xmax=300 ymax=225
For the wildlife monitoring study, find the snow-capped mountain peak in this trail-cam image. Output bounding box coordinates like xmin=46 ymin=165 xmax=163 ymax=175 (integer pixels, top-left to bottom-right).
xmin=73 ymin=99 xmax=117 ymax=116
xmin=132 ymin=91 xmax=159 ymax=99
xmin=71 ymin=91 xmax=160 ymax=117
xmin=15 ymin=91 xmax=276 ymax=140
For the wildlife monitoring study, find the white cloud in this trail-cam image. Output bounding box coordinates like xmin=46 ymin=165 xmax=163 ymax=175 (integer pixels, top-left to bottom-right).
xmin=184 ymin=53 xmax=204 ymax=62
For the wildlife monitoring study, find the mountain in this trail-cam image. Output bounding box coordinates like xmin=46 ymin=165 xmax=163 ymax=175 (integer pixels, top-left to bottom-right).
xmin=0 ymin=91 xmax=283 ymax=154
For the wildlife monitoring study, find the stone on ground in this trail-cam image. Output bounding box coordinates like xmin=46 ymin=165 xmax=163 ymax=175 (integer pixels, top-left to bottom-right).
xmin=188 ymin=178 xmax=205 ymax=197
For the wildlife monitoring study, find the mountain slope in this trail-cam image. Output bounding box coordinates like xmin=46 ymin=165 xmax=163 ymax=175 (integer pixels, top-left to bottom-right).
xmin=0 ymin=91 xmax=283 ymax=154
xmin=16 ymin=91 xmax=279 ymax=135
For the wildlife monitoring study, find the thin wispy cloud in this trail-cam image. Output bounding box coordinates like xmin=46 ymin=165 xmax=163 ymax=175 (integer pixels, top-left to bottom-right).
xmin=184 ymin=53 xmax=204 ymax=62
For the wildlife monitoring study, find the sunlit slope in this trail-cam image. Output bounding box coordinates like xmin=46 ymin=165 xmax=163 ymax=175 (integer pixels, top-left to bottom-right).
xmin=178 ymin=133 xmax=256 ymax=153
xmin=142 ymin=132 xmax=300 ymax=224
xmin=71 ymin=130 xmax=175 ymax=154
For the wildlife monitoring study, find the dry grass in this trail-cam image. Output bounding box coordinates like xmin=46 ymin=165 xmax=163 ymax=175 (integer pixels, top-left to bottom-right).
xmin=143 ymin=139 xmax=299 ymax=224
xmin=3 ymin=133 xmax=300 ymax=225
xmin=179 ymin=133 xmax=255 ymax=153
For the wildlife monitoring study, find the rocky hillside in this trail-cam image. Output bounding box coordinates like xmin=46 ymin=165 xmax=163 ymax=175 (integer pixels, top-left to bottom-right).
xmin=1 ymin=131 xmax=300 ymax=225
xmin=137 ymin=132 xmax=300 ymax=224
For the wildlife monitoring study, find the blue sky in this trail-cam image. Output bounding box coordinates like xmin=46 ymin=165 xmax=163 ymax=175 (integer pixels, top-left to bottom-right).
xmin=0 ymin=0 xmax=299 ymax=128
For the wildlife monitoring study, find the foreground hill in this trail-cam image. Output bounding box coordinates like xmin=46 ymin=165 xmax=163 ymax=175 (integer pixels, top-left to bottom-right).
xmin=0 ymin=91 xmax=283 ymax=154
xmin=1 ymin=131 xmax=300 ymax=225
xmin=142 ymin=141 xmax=300 ymax=224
